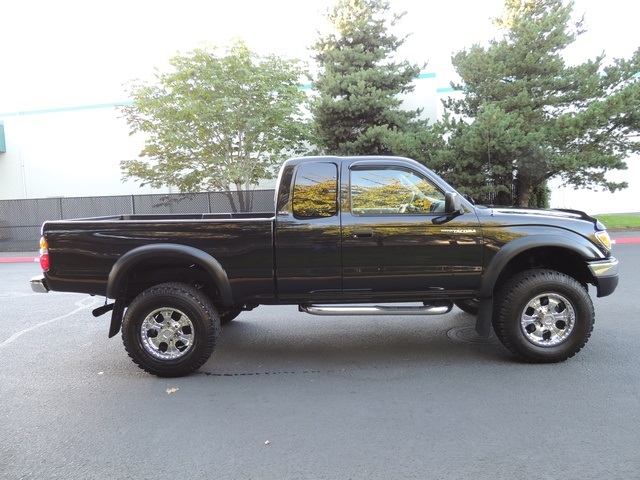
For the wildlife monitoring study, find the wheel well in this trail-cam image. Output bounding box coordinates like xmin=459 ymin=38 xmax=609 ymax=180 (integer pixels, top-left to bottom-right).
xmin=493 ymin=247 xmax=592 ymax=294
xmin=121 ymin=258 xmax=221 ymax=307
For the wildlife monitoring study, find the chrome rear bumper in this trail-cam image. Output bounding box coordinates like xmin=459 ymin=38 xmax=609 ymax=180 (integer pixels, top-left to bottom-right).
xmin=30 ymin=275 xmax=49 ymax=293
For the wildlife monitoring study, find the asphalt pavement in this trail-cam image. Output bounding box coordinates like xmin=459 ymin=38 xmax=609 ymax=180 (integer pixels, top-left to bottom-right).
xmin=2 ymin=244 xmax=640 ymax=479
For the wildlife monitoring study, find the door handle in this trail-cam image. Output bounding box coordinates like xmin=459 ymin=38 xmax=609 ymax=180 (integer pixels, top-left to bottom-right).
xmin=352 ymin=228 xmax=373 ymax=238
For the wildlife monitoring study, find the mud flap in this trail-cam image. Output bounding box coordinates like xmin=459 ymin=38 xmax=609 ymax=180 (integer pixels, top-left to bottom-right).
xmin=108 ymin=299 xmax=126 ymax=338
xmin=475 ymin=296 xmax=494 ymax=338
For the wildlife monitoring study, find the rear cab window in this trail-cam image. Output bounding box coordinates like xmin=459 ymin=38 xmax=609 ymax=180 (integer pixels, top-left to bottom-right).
xmin=292 ymin=162 xmax=338 ymax=219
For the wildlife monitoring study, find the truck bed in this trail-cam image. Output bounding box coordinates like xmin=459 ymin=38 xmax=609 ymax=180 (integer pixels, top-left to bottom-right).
xmin=71 ymin=212 xmax=275 ymax=221
xmin=42 ymin=214 xmax=276 ymax=300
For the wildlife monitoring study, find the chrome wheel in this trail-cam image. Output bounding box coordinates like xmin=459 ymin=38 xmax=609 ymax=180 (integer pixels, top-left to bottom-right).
xmin=493 ymin=270 xmax=594 ymax=363
xmin=520 ymin=293 xmax=575 ymax=347
xmin=123 ymin=283 xmax=220 ymax=376
xmin=141 ymin=307 xmax=195 ymax=360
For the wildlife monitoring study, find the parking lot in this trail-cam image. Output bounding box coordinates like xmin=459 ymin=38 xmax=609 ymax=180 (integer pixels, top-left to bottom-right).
xmin=2 ymin=243 xmax=639 ymax=479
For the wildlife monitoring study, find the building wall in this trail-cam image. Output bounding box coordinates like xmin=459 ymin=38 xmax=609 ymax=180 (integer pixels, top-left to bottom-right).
xmin=0 ymin=76 xmax=637 ymax=215
xmin=0 ymin=105 xmax=167 ymax=200
xmin=548 ymin=153 xmax=640 ymax=215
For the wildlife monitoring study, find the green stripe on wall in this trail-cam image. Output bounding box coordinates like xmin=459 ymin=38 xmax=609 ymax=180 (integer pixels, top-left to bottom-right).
xmin=0 ymin=101 xmax=133 ymax=118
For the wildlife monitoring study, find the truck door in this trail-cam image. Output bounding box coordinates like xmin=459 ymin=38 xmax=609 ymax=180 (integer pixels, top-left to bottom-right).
xmin=340 ymin=161 xmax=483 ymax=299
xmin=274 ymin=161 xmax=342 ymax=300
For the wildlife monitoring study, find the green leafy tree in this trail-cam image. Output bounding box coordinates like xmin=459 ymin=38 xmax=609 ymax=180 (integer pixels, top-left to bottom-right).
xmin=311 ymin=0 xmax=434 ymax=156
xmin=434 ymin=0 xmax=640 ymax=207
xmin=121 ymin=41 xmax=310 ymax=212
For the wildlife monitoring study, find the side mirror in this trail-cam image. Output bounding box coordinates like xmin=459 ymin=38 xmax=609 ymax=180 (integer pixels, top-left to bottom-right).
xmin=444 ymin=192 xmax=463 ymax=214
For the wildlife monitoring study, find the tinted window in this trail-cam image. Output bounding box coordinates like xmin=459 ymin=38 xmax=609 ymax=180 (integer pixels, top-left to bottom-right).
xmin=350 ymin=168 xmax=445 ymax=215
xmin=276 ymin=165 xmax=294 ymax=215
xmin=292 ymin=163 xmax=338 ymax=218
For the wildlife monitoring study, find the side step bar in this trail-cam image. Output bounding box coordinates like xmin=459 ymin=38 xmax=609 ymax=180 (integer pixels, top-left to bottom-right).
xmin=299 ymin=302 xmax=453 ymax=316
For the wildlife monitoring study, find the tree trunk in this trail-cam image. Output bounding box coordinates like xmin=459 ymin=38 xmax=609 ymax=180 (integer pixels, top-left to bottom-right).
xmin=516 ymin=175 xmax=533 ymax=208
xmin=235 ymin=184 xmax=251 ymax=213
xmin=223 ymin=191 xmax=238 ymax=213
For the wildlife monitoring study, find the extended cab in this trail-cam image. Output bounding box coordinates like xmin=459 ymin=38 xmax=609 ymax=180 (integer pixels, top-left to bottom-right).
xmin=31 ymin=156 xmax=619 ymax=376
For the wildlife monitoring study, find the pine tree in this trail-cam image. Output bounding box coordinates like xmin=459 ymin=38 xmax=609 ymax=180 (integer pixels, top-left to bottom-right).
xmin=311 ymin=0 xmax=432 ymax=156
xmin=434 ymin=0 xmax=640 ymax=207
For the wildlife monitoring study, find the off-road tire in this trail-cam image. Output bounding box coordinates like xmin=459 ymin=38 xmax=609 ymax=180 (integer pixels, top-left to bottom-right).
xmin=492 ymin=269 xmax=594 ymax=363
xmin=122 ymin=282 xmax=220 ymax=377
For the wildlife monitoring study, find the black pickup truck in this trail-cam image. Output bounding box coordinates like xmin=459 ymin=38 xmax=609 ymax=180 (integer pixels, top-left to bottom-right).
xmin=31 ymin=156 xmax=619 ymax=376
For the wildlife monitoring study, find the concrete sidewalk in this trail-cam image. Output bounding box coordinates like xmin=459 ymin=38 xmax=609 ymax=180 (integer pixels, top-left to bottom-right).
xmin=2 ymin=231 xmax=639 ymax=264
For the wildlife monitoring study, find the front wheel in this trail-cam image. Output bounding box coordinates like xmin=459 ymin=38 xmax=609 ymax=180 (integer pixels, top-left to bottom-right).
xmin=492 ymin=270 xmax=594 ymax=363
xmin=122 ymin=282 xmax=220 ymax=377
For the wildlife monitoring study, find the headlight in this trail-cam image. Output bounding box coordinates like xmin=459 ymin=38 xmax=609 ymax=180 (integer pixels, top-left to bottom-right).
xmin=595 ymin=230 xmax=612 ymax=251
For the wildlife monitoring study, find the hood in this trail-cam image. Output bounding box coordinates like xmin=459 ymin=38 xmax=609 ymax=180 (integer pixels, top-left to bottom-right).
xmin=479 ymin=206 xmax=606 ymax=231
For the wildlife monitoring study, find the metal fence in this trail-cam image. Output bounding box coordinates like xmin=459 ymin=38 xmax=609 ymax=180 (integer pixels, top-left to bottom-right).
xmin=0 ymin=189 xmax=276 ymax=252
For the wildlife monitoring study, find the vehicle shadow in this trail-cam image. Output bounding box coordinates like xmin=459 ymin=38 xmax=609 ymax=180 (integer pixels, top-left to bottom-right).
xmin=200 ymin=308 xmax=509 ymax=376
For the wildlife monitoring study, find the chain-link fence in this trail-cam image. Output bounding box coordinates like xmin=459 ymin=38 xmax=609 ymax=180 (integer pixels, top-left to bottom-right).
xmin=0 ymin=189 xmax=276 ymax=252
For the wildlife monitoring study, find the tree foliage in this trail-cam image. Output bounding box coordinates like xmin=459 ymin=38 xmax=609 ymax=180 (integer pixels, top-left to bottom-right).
xmin=311 ymin=0 xmax=436 ymax=157
xmin=120 ymin=41 xmax=310 ymax=211
xmin=432 ymin=0 xmax=640 ymax=207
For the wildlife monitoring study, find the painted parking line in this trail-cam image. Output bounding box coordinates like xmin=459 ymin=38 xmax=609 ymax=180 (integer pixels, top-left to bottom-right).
xmin=0 ymin=296 xmax=101 ymax=349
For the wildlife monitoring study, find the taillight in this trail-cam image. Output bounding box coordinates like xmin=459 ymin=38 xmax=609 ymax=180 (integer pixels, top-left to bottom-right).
xmin=39 ymin=236 xmax=50 ymax=271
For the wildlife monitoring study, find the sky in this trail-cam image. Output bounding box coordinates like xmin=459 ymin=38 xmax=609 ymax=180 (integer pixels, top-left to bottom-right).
xmin=1 ymin=0 xmax=638 ymax=113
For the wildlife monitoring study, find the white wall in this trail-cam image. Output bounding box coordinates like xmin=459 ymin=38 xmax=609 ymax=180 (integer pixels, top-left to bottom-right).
xmin=0 ymin=106 xmax=168 ymax=200
xmin=549 ymin=153 xmax=640 ymax=215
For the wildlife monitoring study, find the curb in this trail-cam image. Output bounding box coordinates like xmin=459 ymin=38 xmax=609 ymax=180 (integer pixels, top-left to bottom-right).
xmin=612 ymin=238 xmax=640 ymax=244
xmin=0 ymin=256 xmax=39 ymax=264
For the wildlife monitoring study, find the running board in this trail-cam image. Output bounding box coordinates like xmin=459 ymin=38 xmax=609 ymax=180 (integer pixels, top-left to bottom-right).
xmin=299 ymin=302 xmax=453 ymax=316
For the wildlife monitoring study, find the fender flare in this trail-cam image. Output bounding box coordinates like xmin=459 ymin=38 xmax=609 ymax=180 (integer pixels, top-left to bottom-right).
xmin=474 ymin=233 xmax=604 ymax=338
xmin=106 ymin=243 xmax=233 ymax=338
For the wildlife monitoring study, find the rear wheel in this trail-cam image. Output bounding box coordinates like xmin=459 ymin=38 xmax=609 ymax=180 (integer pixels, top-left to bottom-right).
xmin=122 ymin=282 xmax=220 ymax=377
xmin=492 ymin=270 xmax=594 ymax=363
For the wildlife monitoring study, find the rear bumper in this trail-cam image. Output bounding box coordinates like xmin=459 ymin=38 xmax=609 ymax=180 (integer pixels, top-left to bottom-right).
xmin=587 ymin=257 xmax=619 ymax=297
xmin=30 ymin=275 xmax=50 ymax=293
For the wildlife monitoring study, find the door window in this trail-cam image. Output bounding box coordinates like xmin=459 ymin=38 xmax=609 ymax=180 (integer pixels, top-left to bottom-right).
xmin=350 ymin=168 xmax=445 ymax=215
